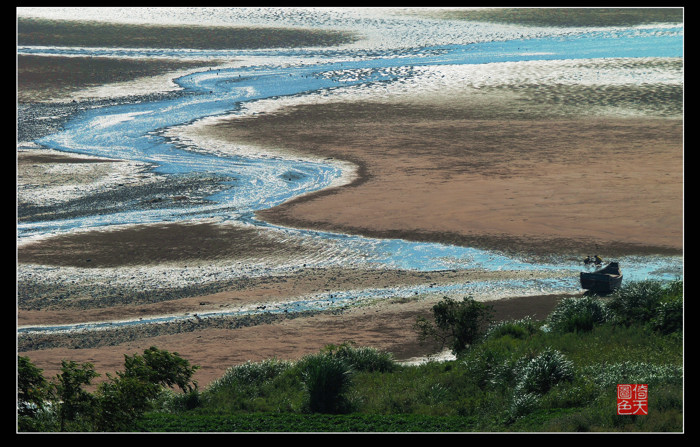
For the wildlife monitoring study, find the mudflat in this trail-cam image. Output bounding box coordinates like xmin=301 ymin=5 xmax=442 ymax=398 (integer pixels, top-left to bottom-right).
xmin=17 ymin=17 xmax=683 ymax=388
xmin=215 ymin=100 xmax=683 ymax=259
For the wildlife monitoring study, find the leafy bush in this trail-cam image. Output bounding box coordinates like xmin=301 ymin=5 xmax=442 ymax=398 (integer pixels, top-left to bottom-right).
xmin=649 ymin=296 xmax=683 ymax=334
xmin=547 ymin=296 xmax=609 ymax=333
xmin=162 ymin=388 xmax=202 ymax=412
xmin=415 ymin=296 xmax=493 ymax=356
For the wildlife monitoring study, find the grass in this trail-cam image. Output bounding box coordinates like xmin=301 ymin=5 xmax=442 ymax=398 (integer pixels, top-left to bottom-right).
xmin=138 ymin=279 xmax=683 ymax=432
xmin=20 ymin=279 xmax=683 ymax=433
xmin=137 ymin=412 xmax=480 ymax=432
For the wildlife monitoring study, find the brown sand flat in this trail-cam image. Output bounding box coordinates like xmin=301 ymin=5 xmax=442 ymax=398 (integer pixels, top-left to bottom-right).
xmin=215 ymin=101 xmax=683 ymax=258
xmin=18 ymin=17 xmax=357 ymax=51
xmin=426 ymin=7 xmax=683 ymax=28
xmin=17 ymin=55 xmax=218 ymax=103
xmin=17 ymin=221 xmax=311 ymax=268
xmin=20 ymin=293 xmax=569 ymax=387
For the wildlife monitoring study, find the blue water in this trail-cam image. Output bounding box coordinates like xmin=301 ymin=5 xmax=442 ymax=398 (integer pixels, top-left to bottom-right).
xmin=17 ymin=21 xmax=684 ymax=305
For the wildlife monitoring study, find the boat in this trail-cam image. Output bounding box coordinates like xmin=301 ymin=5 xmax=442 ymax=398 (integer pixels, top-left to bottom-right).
xmin=580 ymin=262 xmax=623 ymax=293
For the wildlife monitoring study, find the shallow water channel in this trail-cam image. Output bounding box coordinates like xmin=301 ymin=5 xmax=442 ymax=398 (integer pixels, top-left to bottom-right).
xmin=17 ymin=19 xmax=683 ymax=333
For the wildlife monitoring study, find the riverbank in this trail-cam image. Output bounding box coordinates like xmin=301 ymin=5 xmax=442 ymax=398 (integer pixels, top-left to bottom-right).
xmin=18 ymin=291 xmax=573 ymax=388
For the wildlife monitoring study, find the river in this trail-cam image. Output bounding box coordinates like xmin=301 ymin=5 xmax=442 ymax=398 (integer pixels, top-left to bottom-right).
xmin=17 ymin=8 xmax=683 ymax=333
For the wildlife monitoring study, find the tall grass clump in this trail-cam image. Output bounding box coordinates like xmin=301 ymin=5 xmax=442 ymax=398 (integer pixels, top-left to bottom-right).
xmin=321 ymin=342 xmax=398 ymax=373
xmin=546 ymin=296 xmax=609 ymax=333
xmin=505 ymin=348 xmax=575 ymax=422
xmin=297 ymin=353 xmax=354 ymax=414
xmin=484 ymin=316 xmax=540 ymax=340
xmin=202 ymin=358 xmax=294 ymax=411
xmin=648 ymin=280 xmax=683 ymax=335
xmin=606 ymin=279 xmax=682 ymax=329
xmin=514 ymin=348 xmax=575 ymax=395
xmin=206 ymin=358 xmax=292 ymax=395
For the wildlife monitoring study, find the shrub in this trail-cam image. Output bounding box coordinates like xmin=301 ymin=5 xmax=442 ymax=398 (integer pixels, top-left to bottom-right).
xmin=163 ymin=388 xmax=202 ymax=412
xmin=201 ymin=358 xmax=296 ymax=411
xmin=322 ymin=342 xmax=398 ymax=373
xmin=547 ymin=296 xmax=609 ymax=333
xmin=207 ymin=358 xmax=292 ymax=393
xmin=515 ymin=348 xmax=574 ymax=395
xmin=607 ymin=280 xmax=667 ymax=326
xmin=485 ymin=316 xmax=539 ymax=340
xmin=649 ymin=282 xmax=683 ymax=334
xmin=460 ymin=332 xmax=533 ymax=392
xmin=415 ymin=296 xmax=494 ymax=356
xmin=649 ymin=295 xmax=683 ymax=334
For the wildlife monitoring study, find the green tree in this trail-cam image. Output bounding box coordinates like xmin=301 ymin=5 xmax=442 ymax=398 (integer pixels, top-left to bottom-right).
xmin=17 ymin=347 xmax=199 ymax=432
xmin=95 ymin=346 xmax=199 ymax=431
xmin=415 ymin=296 xmax=494 ymax=356
xmin=96 ymin=375 xmax=160 ymax=431
xmin=18 ymin=356 xmax=50 ymax=417
xmin=18 ymin=356 xmax=53 ymax=431
xmin=122 ymin=346 xmax=199 ymax=392
xmin=53 ymin=360 xmax=100 ymax=431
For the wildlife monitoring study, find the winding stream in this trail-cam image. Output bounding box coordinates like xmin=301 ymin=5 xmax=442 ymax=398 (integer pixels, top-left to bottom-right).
xmin=17 ymin=9 xmax=683 ymax=333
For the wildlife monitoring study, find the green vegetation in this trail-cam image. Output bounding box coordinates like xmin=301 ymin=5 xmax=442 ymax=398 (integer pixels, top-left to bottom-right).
xmin=18 ymin=279 xmax=683 ymax=432
xmin=18 ymin=347 xmax=200 ymax=432
xmin=415 ymin=296 xmax=494 ymax=356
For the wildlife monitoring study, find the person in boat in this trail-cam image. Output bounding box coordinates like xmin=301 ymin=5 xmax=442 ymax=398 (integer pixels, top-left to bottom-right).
xmin=584 ymin=255 xmax=593 ymax=265
xmin=594 ymin=255 xmax=603 ymax=266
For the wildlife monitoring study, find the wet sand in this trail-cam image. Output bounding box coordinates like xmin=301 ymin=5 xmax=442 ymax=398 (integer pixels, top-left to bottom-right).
xmin=18 ymin=293 xmax=569 ymax=388
xmin=17 ymin=17 xmax=683 ymax=388
xmin=18 ymin=55 xmax=219 ymax=103
xmin=222 ymin=101 xmax=683 ymax=259
xmin=18 ymin=17 xmax=357 ymax=51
